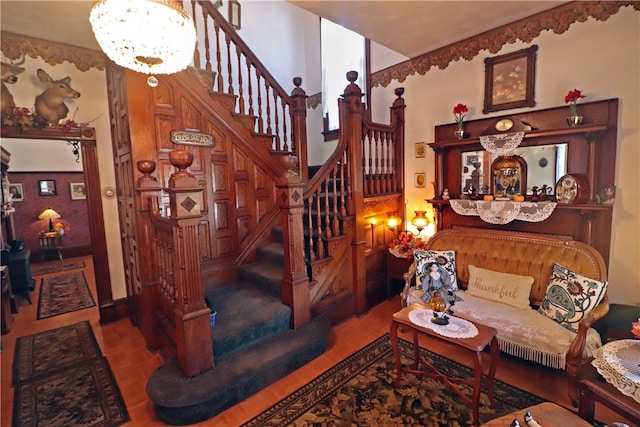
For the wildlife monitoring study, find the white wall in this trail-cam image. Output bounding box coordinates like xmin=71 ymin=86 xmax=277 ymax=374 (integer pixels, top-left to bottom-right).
xmin=0 ymin=56 xmax=126 ymax=300
xmin=369 ymin=7 xmax=640 ymax=305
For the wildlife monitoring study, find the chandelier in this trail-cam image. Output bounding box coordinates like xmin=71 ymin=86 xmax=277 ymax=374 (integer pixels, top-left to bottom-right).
xmin=89 ymin=0 xmax=196 ymax=75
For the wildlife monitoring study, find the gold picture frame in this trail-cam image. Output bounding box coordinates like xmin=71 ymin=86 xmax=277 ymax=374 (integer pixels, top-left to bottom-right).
xmin=483 ymin=45 xmax=538 ymax=114
xmin=414 ymin=172 xmax=426 ymax=188
xmin=415 ymin=142 xmax=426 ymax=158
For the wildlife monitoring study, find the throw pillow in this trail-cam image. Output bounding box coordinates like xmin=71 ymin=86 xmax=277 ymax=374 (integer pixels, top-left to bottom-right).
xmin=538 ymin=263 xmax=608 ymax=332
xmin=414 ymin=250 xmax=457 ymax=290
xmin=466 ymin=264 xmax=534 ymax=309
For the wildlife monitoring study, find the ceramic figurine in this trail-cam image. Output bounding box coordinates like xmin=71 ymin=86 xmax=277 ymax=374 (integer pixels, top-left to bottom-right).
xmin=441 ymin=188 xmax=450 ymax=200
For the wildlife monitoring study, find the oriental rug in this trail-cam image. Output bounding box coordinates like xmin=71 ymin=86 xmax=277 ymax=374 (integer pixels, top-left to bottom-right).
xmin=37 ymin=270 xmax=96 ymax=319
xmin=31 ymin=260 xmax=85 ymax=276
xmin=242 ymin=334 xmax=546 ymax=427
xmin=12 ymin=321 xmax=130 ymax=427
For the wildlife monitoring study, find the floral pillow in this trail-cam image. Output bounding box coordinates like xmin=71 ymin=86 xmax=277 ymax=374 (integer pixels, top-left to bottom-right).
xmin=414 ymin=250 xmax=457 ymax=290
xmin=538 ymin=263 xmax=608 ymax=332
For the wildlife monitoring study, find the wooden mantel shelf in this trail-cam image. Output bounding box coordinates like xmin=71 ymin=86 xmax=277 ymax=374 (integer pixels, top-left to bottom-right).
xmin=427 ymin=199 xmax=613 ymax=212
xmin=429 ymin=123 xmax=609 ymax=149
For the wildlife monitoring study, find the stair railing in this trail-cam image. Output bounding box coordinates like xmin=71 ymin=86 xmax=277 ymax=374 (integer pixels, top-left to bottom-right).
xmin=302 ymin=72 xmax=405 ymax=314
xmin=187 ymin=0 xmax=308 ymax=175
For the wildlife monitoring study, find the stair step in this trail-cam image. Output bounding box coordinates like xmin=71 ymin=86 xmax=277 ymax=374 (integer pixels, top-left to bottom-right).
xmin=257 ymin=242 xmax=285 ymax=264
xmin=148 ymin=315 xmax=331 ymax=425
xmin=239 ymin=261 xmax=283 ymax=297
xmin=205 ymin=282 xmax=290 ymax=361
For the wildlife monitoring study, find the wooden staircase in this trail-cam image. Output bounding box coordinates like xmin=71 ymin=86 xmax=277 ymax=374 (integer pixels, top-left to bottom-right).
xmin=104 ymin=2 xmax=406 ymax=424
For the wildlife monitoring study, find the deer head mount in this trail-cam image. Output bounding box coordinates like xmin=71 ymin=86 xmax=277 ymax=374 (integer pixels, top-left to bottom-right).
xmin=1 ymin=57 xmax=26 ymax=115
xmin=34 ymin=68 xmax=81 ymax=123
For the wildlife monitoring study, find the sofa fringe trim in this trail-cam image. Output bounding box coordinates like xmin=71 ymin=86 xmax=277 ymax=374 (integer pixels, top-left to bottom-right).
xmin=497 ymin=337 xmax=564 ymax=370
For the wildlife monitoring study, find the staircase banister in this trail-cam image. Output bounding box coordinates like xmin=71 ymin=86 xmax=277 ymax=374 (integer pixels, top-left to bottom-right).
xmin=197 ymin=1 xmax=295 ymax=104
xmin=303 ymin=125 xmax=349 ymax=199
xmin=362 ymin=114 xmax=398 ymax=132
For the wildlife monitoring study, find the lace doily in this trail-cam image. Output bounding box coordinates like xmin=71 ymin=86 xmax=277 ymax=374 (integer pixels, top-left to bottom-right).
xmin=449 ymin=200 xmax=557 ymax=225
xmin=591 ymin=339 xmax=640 ymax=403
xmin=408 ymin=309 xmax=479 ymax=338
xmin=479 ymin=132 xmax=525 ymax=155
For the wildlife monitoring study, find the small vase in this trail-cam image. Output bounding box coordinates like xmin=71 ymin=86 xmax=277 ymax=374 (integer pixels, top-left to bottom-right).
xmin=567 ymin=115 xmax=583 ymax=127
xmin=454 ymin=129 xmax=465 ymax=140
xmin=58 ymin=229 xmax=64 ymax=236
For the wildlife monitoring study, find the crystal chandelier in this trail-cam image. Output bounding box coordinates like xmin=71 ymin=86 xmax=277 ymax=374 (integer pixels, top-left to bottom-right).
xmin=89 ymin=0 xmax=196 ymax=75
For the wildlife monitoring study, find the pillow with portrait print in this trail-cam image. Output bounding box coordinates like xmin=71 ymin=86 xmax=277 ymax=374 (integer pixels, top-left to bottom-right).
xmin=414 ymin=250 xmax=457 ymax=290
xmin=538 ymin=263 xmax=608 ymax=333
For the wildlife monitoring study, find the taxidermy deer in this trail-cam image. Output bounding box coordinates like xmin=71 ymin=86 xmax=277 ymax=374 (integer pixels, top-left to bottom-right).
xmin=34 ymin=68 xmax=81 ymax=123
xmin=1 ymin=57 xmax=25 ymax=115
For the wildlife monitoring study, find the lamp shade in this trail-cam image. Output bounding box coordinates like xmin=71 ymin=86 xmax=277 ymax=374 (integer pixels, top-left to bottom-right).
xmin=38 ymin=208 xmax=61 ymax=232
xmin=411 ymin=210 xmax=429 ymax=232
xmin=89 ymin=0 xmax=197 ymax=75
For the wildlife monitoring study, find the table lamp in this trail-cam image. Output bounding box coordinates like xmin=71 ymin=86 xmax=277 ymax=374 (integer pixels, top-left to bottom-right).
xmin=38 ymin=208 xmax=61 ymax=232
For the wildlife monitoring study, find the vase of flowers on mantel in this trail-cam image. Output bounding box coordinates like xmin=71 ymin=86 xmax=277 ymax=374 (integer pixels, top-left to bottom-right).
xmin=453 ymin=103 xmax=468 ymax=139
xmin=565 ymin=88 xmax=586 ymax=127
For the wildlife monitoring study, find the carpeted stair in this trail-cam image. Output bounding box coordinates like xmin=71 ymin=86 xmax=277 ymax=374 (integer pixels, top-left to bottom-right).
xmin=147 ymin=232 xmax=330 ymax=425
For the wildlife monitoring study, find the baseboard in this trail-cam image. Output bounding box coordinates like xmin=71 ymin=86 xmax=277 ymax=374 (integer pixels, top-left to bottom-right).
xmin=98 ymin=296 xmax=129 ymax=323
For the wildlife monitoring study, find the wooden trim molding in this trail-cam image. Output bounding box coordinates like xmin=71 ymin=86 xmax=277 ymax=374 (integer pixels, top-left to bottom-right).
xmin=372 ymin=1 xmax=639 ymax=88
xmin=0 ymin=31 xmax=105 ymax=72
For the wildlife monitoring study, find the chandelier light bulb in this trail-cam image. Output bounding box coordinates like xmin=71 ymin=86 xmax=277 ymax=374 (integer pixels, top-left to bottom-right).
xmin=90 ymin=0 xmax=196 ymax=75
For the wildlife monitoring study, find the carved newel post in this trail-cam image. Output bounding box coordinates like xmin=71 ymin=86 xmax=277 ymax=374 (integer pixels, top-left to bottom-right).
xmin=277 ymin=155 xmax=311 ymax=329
xmin=166 ymin=149 xmax=213 ymax=376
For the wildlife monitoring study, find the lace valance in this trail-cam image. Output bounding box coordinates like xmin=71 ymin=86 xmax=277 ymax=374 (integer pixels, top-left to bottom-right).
xmin=449 ymin=200 xmax=557 ymax=225
xmin=479 ymin=131 xmax=525 ymax=155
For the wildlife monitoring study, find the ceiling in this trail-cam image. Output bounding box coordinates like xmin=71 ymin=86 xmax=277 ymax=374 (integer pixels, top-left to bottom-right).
xmin=1 ymin=1 xmax=566 ymax=59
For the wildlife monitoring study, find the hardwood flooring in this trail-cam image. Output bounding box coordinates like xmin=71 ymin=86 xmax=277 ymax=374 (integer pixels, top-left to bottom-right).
xmin=1 ymin=256 xmax=627 ymax=426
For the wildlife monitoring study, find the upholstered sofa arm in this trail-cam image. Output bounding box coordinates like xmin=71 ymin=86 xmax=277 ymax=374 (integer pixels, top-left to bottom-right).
xmin=400 ymin=263 xmax=416 ymax=307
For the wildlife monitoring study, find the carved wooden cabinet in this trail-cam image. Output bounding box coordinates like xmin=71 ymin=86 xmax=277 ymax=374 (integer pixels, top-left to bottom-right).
xmin=428 ymin=98 xmax=618 ymax=265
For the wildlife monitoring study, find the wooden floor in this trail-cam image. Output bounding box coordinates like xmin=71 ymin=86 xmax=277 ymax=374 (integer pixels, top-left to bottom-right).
xmin=0 ymin=256 xmax=626 ymax=426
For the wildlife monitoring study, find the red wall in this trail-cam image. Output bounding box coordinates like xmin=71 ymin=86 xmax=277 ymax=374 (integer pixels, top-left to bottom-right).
xmin=7 ymin=172 xmax=90 ymax=254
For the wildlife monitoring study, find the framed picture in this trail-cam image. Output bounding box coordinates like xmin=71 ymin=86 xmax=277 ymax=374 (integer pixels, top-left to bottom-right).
xmin=70 ymin=182 xmax=87 ymax=200
xmin=38 ymin=180 xmax=57 ymax=196
xmin=415 ymin=142 xmax=425 ymax=158
xmin=229 ymin=0 xmax=241 ymax=30
xmin=414 ymin=172 xmax=426 ymax=188
xmin=598 ymin=185 xmax=616 ymax=205
xmin=483 ymin=45 xmax=538 ymax=114
xmin=8 ymin=183 xmax=24 ymax=202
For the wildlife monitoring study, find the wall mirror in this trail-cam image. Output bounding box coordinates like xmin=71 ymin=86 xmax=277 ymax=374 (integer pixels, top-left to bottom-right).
xmin=461 ymin=143 xmax=567 ymax=195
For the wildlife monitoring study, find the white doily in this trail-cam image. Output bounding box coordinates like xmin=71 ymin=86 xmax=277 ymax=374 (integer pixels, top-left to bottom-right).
xmin=592 ymin=339 xmax=640 ymax=403
xmin=449 ymin=200 xmax=557 ymax=225
xmin=408 ymin=309 xmax=479 ymax=339
xmin=479 ymin=132 xmax=525 ymax=155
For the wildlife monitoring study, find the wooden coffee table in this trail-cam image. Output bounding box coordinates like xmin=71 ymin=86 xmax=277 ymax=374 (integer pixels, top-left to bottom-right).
xmin=390 ymin=304 xmax=500 ymax=426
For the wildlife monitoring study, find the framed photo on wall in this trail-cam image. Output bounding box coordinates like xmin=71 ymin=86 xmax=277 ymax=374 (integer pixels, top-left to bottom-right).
xmin=38 ymin=180 xmax=56 ymax=196
xmin=483 ymin=45 xmax=538 ymax=114
xmin=415 ymin=142 xmax=425 ymax=158
xmin=414 ymin=172 xmax=426 ymax=188
xmin=8 ymin=183 xmax=24 ymax=202
xmin=70 ymin=182 xmax=87 ymax=200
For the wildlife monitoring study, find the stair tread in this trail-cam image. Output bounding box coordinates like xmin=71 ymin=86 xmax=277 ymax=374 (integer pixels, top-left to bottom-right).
xmin=147 ymin=315 xmax=331 ymax=425
xmin=205 ymin=281 xmax=291 ymax=360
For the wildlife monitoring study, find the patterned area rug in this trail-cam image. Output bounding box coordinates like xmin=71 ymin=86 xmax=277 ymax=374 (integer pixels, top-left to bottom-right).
xmin=37 ymin=270 xmax=96 ymax=319
xmin=31 ymin=261 xmax=85 ymax=276
xmin=243 ymin=334 xmax=546 ymax=426
xmin=12 ymin=321 xmax=130 ymax=427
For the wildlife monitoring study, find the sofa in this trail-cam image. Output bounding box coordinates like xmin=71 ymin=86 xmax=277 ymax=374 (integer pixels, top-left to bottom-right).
xmin=400 ymin=227 xmax=609 ymax=403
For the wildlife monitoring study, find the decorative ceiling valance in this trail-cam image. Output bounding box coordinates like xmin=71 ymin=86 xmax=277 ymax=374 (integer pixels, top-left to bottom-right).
xmin=0 ymin=31 xmax=106 ymax=72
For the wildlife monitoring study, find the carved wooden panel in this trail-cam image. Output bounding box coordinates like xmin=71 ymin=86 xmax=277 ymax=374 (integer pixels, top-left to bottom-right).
xmin=237 ymin=215 xmax=250 ymax=244
xmin=153 ymin=82 xmax=174 ymax=109
xmin=211 ymin=163 xmax=229 ymax=193
xmin=215 ymin=236 xmax=234 ymax=257
xmin=235 ymin=180 xmax=250 ymax=211
xmin=181 ymin=98 xmax=203 ymax=131
xmin=213 ymin=200 xmax=230 ymax=231
xmin=154 ymin=116 xmax=175 ymax=150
